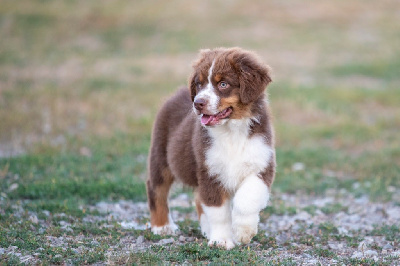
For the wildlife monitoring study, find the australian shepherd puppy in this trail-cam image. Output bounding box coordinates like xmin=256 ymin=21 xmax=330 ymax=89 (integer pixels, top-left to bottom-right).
xmin=146 ymin=47 xmax=276 ymax=249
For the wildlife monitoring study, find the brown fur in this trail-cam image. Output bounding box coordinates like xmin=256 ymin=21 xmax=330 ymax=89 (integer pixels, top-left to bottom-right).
xmin=147 ymin=47 xmax=275 ymax=228
xmin=148 ymin=168 xmax=174 ymax=226
xmin=194 ymin=191 xmax=204 ymax=219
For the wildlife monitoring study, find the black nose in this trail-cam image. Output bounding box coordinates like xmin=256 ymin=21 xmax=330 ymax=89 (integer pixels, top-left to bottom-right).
xmin=194 ymin=98 xmax=207 ymax=111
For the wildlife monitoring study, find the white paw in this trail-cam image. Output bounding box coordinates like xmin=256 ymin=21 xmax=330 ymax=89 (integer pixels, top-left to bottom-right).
xmin=151 ymin=222 xmax=179 ymax=235
xmin=208 ymin=238 xmax=235 ymax=250
xmin=233 ymin=223 xmax=258 ymax=244
xmin=199 ymin=214 xmax=210 ymax=238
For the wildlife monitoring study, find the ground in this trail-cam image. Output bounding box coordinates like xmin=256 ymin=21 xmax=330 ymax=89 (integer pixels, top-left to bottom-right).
xmin=0 ymin=0 xmax=400 ymax=265
xmin=1 ymin=188 xmax=400 ymax=264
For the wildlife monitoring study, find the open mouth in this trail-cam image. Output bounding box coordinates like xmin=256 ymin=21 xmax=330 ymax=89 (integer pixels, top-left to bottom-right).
xmin=200 ymin=107 xmax=233 ymax=126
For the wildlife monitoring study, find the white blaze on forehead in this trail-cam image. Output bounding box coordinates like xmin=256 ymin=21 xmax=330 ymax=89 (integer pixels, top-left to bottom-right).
xmin=194 ymin=59 xmax=219 ymax=114
xmin=208 ymin=59 xmax=215 ymax=84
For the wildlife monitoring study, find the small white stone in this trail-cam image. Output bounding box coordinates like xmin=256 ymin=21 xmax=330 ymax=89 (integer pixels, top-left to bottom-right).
xmin=382 ymin=243 xmax=393 ymax=250
xmin=71 ymin=248 xmax=80 ymax=254
xmin=79 ymin=147 xmax=92 ymax=157
xmin=364 ymin=250 xmax=378 ymax=257
xmin=352 ymin=250 xmax=378 ymax=259
xmin=312 ymin=197 xmax=333 ymax=207
xmin=358 ymin=239 xmax=373 ymax=251
xmin=386 ymin=207 xmax=400 ymax=220
xmin=292 ymin=162 xmax=305 ymax=172
xmin=59 ymin=220 xmax=67 ymax=225
xmin=328 ymin=242 xmax=343 ymax=250
xmin=29 ymin=215 xmax=38 ymax=224
xmin=8 ymin=183 xmax=18 ymax=191
xmin=136 ymin=235 xmax=144 ymax=244
xmin=158 ymin=238 xmax=174 ymax=245
xmin=19 ymin=255 xmax=32 ymax=263
xmin=351 ymin=251 xmax=363 ymax=259
xmin=120 ymin=221 xmax=146 ymax=230
xmin=337 ymin=227 xmax=349 ymax=235
xmin=294 ymin=211 xmax=311 ymax=221
xmin=354 ymin=195 xmax=369 ymax=204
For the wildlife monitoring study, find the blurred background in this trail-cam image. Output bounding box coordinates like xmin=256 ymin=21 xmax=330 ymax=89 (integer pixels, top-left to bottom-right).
xmin=1 ymin=0 xmax=399 ymax=202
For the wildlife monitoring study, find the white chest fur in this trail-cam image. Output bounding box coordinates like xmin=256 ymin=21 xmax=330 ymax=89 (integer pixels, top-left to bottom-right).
xmin=205 ymin=118 xmax=273 ymax=193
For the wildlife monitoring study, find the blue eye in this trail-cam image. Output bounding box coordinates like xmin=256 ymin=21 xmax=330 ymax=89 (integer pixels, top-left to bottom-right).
xmin=218 ymin=81 xmax=230 ymax=90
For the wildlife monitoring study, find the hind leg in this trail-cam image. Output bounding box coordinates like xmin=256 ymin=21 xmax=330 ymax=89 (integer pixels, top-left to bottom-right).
xmin=147 ymin=167 xmax=178 ymax=235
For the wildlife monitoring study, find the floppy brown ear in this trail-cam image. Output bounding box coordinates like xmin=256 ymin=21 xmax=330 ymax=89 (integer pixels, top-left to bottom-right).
xmin=236 ymin=51 xmax=272 ymax=104
xmin=188 ymin=49 xmax=213 ymax=102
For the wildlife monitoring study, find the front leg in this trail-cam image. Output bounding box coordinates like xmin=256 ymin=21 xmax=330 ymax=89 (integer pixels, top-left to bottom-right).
xmin=202 ymin=199 xmax=235 ymax=250
xmin=232 ymin=174 xmax=270 ymax=244
xmin=196 ymin=165 xmax=235 ymax=249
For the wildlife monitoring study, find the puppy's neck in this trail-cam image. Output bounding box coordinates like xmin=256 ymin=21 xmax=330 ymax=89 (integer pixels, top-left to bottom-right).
xmin=207 ymin=117 xmax=253 ymax=140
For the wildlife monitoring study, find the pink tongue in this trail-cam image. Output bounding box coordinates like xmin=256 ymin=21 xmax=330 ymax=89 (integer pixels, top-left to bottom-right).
xmin=201 ymin=115 xmax=214 ymax=125
xmin=201 ymin=114 xmax=221 ymax=126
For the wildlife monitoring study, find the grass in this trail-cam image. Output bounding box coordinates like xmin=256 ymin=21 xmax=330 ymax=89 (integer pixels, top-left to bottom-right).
xmin=129 ymin=243 xmax=266 ymax=265
xmin=331 ymin=57 xmax=400 ymax=81
xmin=310 ymin=247 xmax=336 ymax=259
xmin=318 ymin=222 xmax=339 ymax=234
xmin=1 ymin=134 xmax=149 ymax=202
xmin=1 ymin=0 xmax=400 ymax=264
xmin=369 ymin=225 xmax=400 ymax=242
xmin=0 ymin=199 xmax=399 ymax=264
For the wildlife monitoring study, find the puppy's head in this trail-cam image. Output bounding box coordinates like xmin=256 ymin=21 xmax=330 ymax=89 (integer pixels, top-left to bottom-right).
xmin=189 ymin=47 xmax=272 ymax=127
